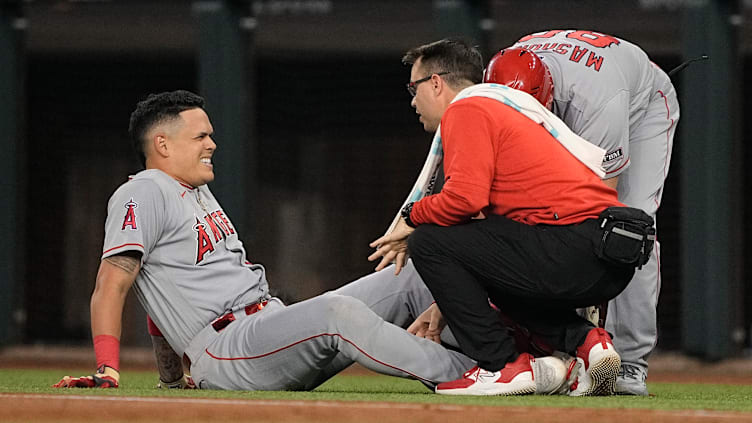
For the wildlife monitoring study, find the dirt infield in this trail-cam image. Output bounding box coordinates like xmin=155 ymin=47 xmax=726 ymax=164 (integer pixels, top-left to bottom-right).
xmin=2 ymin=393 xmax=751 ymax=423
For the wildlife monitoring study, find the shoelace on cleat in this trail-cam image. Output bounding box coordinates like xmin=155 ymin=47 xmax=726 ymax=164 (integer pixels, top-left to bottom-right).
xmin=464 ymin=367 xmax=482 ymax=381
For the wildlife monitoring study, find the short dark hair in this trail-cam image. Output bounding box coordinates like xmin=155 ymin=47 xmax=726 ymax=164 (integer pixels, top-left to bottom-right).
xmin=402 ymin=38 xmax=484 ymax=88
xmin=128 ymin=90 xmax=205 ymax=167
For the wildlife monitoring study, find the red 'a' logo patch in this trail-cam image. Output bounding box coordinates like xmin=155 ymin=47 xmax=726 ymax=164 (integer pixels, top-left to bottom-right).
xmin=194 ymin=218 xmax=215 ymax=264
xmin=121 ymin=199 xmax=138 ymax=230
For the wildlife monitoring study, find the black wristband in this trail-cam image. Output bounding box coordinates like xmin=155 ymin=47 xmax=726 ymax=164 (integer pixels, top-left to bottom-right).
xmin=401 ymin=202 xmax=417 ymax=228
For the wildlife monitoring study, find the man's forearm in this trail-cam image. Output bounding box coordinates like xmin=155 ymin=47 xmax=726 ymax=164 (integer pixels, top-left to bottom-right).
xmin=91 ymin=255 xmax=140 ymax=337
xmin=90 ymin=274 xmax=129 ymax=339
xmin=151 ymin=335 xmax=185 ymax=383
xmin=54 ymin=254 xmax=139 ymax=389
xmin=89 ymin=255 xmax=140 ymax=370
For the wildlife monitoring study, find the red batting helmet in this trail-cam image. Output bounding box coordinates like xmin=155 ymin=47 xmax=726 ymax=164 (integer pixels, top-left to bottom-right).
xmin=483 ymin=48 xmax=554 ymax=110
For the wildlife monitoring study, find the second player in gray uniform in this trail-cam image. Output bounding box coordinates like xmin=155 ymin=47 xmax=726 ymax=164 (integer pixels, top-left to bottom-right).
xmin=484 ymin=29 xmax=680 ymax=395
xmin=54 ymin=90 xmax=568 ymax=393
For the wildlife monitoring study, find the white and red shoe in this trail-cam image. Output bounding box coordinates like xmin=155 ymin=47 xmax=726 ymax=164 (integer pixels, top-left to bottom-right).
xmin=568 ymin=328 xmax=621 ymax=396
xmin=435 ymin=352 xmax=566 ymax=396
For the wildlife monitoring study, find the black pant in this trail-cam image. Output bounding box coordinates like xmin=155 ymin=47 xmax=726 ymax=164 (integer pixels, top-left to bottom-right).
xmin=408 ymin=214 xmax=635 ymax=371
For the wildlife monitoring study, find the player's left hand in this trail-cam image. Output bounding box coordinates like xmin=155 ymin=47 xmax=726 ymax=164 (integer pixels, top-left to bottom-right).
xmin=368 ymin=218 xmax=414 ymax=275
xmin=157 ymin=373 xmax=196 ymax=389
xmin=407 ymin=303 xmax=446 ymax=344
xmin=53 ymin=365 xmax=120 ymax=388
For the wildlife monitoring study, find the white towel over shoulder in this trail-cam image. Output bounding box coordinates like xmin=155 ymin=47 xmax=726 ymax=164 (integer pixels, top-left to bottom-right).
xmin=385 ymin=83 xmax=606 ymax=234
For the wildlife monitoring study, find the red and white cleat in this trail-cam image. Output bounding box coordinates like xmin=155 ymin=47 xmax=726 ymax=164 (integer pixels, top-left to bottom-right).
xmin=568 ymin=328 xmax=621 ymax=396
xmin=436 ymin=352 xmax=566 ymax=396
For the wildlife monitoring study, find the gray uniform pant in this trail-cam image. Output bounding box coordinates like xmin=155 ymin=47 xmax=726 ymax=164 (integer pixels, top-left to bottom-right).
xmin=606 ymin=68 xmax=680 ymax=370
xmin=188 ymin=260 xmax=474 ymax=390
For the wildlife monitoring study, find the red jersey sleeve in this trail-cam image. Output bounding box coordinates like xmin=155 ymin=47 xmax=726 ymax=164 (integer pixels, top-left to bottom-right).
xmin=410 ymin=101 xmax=496 ymax=226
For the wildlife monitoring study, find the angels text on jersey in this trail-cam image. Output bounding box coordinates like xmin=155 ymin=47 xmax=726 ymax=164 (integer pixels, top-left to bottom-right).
xmin=193 ymin=209 xmax=236 ymax=264
xmin=119 ymin=197 xmax=236 ymax=265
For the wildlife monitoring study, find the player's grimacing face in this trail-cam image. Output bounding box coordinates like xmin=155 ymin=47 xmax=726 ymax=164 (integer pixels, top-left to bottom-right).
xmin=167 ymin=108 xmax=217 ymax=187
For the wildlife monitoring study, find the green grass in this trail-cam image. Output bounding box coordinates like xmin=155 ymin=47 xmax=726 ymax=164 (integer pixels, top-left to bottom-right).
xmin=2 ymin=368 xmax=751 ymax=412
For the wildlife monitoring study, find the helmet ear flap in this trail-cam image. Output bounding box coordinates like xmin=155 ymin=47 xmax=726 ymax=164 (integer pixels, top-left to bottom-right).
xmin=484 ymin=48 xmax=555 ymax=109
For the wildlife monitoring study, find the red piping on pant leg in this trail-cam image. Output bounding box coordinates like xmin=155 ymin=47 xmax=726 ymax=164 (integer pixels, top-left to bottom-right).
xmin=205 ymin=332 xmax=434 ymax=383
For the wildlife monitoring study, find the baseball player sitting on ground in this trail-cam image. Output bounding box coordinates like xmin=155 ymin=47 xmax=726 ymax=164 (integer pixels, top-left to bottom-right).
xmin=369 ymin=39 xmax=654 ymax=396
xmin=52 ymin=90 xmax=570 ymax=393
xmin=483 ymin=29 xmax=679 ymax=396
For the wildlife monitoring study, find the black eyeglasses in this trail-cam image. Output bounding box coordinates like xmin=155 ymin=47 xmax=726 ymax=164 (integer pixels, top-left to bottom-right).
xmin=406 ymin=72 xmax=451 ymax=97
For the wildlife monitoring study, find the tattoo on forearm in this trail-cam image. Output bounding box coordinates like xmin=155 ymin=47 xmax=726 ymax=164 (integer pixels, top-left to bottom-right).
xmin=105 ymin=254 xmax=140 ymax=274
xmin=151 ymin=336 xmax=184 ymax=383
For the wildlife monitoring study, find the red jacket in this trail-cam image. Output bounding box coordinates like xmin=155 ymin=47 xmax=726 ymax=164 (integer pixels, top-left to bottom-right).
xmin=410 ymin=97 xmax=622 ymax=226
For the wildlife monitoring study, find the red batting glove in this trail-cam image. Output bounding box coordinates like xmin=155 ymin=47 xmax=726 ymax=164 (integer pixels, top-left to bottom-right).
xmin=53 ymin=365 xmax=120 ymax=388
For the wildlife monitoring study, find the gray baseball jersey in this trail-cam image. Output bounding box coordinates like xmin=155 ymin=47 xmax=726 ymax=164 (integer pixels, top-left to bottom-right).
xmin=102 ymin=169 xmax=474 ymax=390
xmin=103 ymin=169 xmax=269 ymax=359
xmin=513 ymin=30 xmax=680 ymax=372
xmin=513 ymin=30 xmax=668 ymax=178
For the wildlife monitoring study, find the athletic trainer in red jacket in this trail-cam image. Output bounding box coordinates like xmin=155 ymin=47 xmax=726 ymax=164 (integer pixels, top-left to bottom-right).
xmin=369 ymin=39 xmax=638 ymax=397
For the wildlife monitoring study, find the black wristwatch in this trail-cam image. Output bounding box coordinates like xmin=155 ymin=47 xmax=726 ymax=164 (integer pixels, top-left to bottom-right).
xmin=401 ymin=202 xmax=417 ymax=228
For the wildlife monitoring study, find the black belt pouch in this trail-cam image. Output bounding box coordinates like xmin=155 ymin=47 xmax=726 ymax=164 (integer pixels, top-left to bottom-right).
xmin=593 ymin=207 xmax=656 ymax=268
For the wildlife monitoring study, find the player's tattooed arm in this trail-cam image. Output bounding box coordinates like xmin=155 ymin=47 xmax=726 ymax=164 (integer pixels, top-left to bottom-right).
xmin=104 ymin=251 xmax=142 ymax=274
xmin=151 ymin=335 xmax=185 ymax=384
